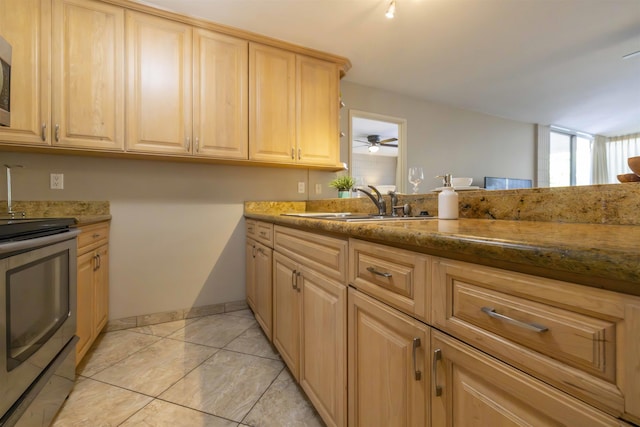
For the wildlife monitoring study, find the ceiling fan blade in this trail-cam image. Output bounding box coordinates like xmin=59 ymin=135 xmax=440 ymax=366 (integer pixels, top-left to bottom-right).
xmin=380 ymin=138 xmax=398 ymax=144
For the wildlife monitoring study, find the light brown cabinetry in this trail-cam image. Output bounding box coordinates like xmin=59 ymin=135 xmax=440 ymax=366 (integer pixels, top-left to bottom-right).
xmin=431 ymin=330 xmax=631 ymax=427
xmin=0 ymin=0 xmax=50 ymax=146
xmin=273 ymin=226 xmax=347 ymax=427
xmin=249 ymin=43 xmax=340 ymax=167
xmin=193 ymin=28 xmax=248 ymax=159
xmin=125 ymin=11 xmax=192 ymax=154
xmin=0 ymin=0 xmax=124 ymax=150
xmin=348 ymin=288 xmax=429 ymax=427
xmin=432 ymin=257 xmax=640 ymax=424
xmin=75 ymin=221 xmax=110 ymax=365
xmin=245 ymin=219 xmax=274 ymax=340
xmin=52 ymin=0 xmax=124 ymax=150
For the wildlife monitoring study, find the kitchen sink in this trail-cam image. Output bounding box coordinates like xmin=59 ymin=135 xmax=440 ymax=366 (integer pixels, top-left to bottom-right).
xmin=282 ymin=212 xmax=435 ymax=222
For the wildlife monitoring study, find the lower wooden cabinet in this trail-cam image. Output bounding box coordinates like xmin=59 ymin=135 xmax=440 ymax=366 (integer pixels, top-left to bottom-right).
xmin=431 ymin=330 xmax=631 ymax=427
xmin=75 ymin=221 xmax=110 ymax=365
xmin=245 ymin=238 xmax=273 ymax=340
xmin=273 ymin=250 xmax=347 ymax=427
xmin=348 ymin=288 xmax=429 ymax=427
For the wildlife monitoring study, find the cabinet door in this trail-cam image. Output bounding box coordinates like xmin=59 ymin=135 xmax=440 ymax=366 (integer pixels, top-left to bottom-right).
xmin=296 ymin=55 xmax=339 ymax=166
xmin=0 ymin=0 xmax=50 ymax=145
xmin=51 ymin=0 xmax=124 ymax=150
xmin=245 ymin=239 xmax=257 ymax=312
xmin=93 ymin=245 xmax=109 ymax=334
xmin=431 ymin=330 xmax=629 ymax=427
xmin=348 ymin=288 xmax=429 ymax=427
xmin=249 ymin=43 xmax=296 ymax=163
xmin=76 ymin=250 xmax=95 ymax=364
xmin=193 ymin=28 xmax=248 ymax=159
xmin=300 ymin=265 xmax=347 ymax=427
xmin=125 ymin=11 xmax=192 ymax=154
xmin=273 ymin=252 xmax=300 ymax=378
xmin=254 ymin=243 xmax=273 ymax=341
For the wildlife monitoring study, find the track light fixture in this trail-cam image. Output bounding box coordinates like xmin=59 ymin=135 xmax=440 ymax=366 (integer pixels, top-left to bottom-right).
xmin=385 ymin=0 xmax=396 ymax=19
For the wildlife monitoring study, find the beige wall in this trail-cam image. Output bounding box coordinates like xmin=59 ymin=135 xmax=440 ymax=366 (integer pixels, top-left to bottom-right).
xmin=0 ymin=151 xmax=330 ymax=319
xmin=340 ymin=81 xmax=536 ymax=189
xmin=1 ymin=82 xmax=536 ymax=321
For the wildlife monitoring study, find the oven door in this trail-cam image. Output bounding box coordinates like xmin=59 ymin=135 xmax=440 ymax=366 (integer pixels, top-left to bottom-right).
xmin=0 ymin=231 xmax=78 ymax=419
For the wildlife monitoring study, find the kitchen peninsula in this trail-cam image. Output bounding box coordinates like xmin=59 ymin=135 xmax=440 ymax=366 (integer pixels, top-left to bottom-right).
xmin=245 ymin=183 xmax=640 ymax=427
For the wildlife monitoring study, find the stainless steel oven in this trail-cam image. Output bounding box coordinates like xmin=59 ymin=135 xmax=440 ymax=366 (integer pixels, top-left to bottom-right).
xmin=0 ymin=34 xmax=11 ymax=127
xmin=0 ymin=219 xmax=79 ymax=427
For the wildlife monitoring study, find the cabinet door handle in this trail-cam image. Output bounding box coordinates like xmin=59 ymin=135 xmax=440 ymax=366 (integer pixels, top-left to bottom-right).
xmin=297 ymin=148 xmax=301 ymax=160
xmin=291 ymin=148 xmax=295 ymax=160
xmin=412 ymin=337 xmax=422 ymax=381
xmin=433 ymin=348 xmax=442 ymax=396
xmin=252 ymin=244 xmax=257 ymax=258
xmin=195 ymin=137 xmax=199 ymax=153
xmin=291 ymin=269 xmax=298 ymax=290
xmin=296 ymin=271 xmax=302 ymax=293
xmin=481 ymin=307 xmax=548 ymax=333
xmin=55 ymin=124 xmax=60 ymax=142
xmin=185 ymin=136 xmax=191 ymax=151
xmin=93 ymin=254 xmax=99 ymax=271
xmin=96 ymin=253 xmax=101 ymax=269
xmin=41 ymin=123 xmax=47 ymax=141
xmin=366 ymin=266 xmax=392 ymax=278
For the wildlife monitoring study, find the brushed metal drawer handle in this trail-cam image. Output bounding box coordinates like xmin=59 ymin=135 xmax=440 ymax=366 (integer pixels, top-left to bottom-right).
xmin=366 ymin=266 xmax=392 ymax=278
xmin=481 ymin=307 xmax=549 ymax=333
xmin=433 ymin=348 xmax=442 ymax=396
xmin=412 ymin=338 xmax=422 ymax=381
xmin=92 ymin=233 xmax=100 ymax=238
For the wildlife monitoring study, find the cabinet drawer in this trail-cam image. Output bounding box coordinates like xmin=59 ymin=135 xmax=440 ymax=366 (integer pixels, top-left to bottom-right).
xmin=349 ymin=239 xmax=429 ymax=321
xmin=77 ymin=222 xmax=110 ymax=254
xmin=433 ymin=257 xmax=640 ymax=422
xmin=274 ymin=226 xmax=347 ymax=282
xmin=246 ymin=219 xmax=273 ymax=247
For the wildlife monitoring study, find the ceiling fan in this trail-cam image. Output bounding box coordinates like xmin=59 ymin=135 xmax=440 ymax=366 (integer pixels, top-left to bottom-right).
xmin=354 ymin=134 xmax=398 ymax=152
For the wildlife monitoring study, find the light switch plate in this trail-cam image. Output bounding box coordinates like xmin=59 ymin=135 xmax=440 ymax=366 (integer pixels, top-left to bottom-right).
xmin=298 ymin=182 xmax=305 ymax=193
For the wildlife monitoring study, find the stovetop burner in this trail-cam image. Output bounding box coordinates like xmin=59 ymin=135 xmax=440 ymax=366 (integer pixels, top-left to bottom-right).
xmin=0 ymin=218 xmax=76 ymax=242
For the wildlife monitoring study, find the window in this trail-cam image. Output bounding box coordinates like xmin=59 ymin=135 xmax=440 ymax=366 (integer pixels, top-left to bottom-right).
xmin=549 ymin=130 xmax=592 ymax=187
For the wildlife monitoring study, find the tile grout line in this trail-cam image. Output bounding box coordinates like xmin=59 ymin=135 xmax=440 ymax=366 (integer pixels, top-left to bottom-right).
xmin=239 ymin=365 xmax=288 ymax=426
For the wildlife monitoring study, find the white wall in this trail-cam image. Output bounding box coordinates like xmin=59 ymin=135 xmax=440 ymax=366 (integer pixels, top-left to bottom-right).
xmin=0 ymin=151 xmax=323 ymax=319
xmin=340 ymin=81 xmax=536 ymax=189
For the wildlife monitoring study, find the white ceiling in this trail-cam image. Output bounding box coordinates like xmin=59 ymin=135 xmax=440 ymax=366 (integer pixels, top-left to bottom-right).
xmin=142 ymin=0 xmax=640 ymax=137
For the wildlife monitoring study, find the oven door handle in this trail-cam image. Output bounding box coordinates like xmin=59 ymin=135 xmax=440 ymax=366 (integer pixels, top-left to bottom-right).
xmin=0 ymin=229 xmax=81 ymax=255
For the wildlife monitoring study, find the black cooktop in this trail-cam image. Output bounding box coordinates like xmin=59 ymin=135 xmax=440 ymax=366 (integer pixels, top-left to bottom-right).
xmin=0 ymin=218 xmax=76 ymax=242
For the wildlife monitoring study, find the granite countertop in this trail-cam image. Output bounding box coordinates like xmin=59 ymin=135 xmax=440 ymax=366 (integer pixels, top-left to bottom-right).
xmin=245 ymin=210 xmax=640 ymax=296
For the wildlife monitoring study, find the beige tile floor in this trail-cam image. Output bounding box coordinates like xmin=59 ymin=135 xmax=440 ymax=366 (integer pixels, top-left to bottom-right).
xmin=52 ymin=309 xmax=325 ymax=427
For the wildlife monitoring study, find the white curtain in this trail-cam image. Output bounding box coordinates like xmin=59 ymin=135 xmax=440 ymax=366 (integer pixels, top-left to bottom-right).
xmin=606 ymin=133 xmax=640 ymax=183
xmin=591 ymin=135 xmax=609 ymax=184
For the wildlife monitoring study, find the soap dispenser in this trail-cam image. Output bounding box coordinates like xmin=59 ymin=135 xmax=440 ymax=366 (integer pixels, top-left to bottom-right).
xmin=437 ymin=174 xmax=459 ymax=220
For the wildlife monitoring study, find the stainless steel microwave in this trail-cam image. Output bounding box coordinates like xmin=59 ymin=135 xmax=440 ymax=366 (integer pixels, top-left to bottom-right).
xmin=0 ymin=35 xmax=11 ymax=127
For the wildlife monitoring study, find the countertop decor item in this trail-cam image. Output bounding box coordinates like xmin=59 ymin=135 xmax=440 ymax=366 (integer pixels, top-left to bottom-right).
xmin=617 ymin=173 xmax=640 ymax=183
xmin=329 ymin=175 xmax=355 ymax=198
xmin=627 ymin=156 xmax=640 ymax=176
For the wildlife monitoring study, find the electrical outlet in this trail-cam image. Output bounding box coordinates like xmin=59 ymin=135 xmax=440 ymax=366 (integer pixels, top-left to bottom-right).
xmin=50 ymin=173 xmax=64 ymax=190
xmin=315 ymin=183 xmax=322 ymax=194
xmin=298 ymin=181 xmax=305 ymax=193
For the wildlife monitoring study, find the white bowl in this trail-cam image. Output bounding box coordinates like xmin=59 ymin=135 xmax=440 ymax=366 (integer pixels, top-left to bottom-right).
xmin=452 ymin=177 xmax=473 ymax=187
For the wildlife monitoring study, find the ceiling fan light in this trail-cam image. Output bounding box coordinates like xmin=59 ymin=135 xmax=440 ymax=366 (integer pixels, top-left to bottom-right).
xmin=385 ymin=0 xmax=396 ymax=18
xmin=369 ymin=144 xmax=380 ymax=153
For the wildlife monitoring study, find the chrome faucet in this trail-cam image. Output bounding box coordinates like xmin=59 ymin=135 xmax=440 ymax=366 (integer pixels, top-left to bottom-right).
xmin=4 ymin=164 xmax=25 ymax=218
xmin=357 ymin=185 xmax=387 ymax=216
xmin=388 ymin=190 xmax=411 ymax=217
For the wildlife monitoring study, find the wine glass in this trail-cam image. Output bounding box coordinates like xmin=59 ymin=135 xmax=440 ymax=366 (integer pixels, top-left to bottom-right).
xmin=408 ymin=167 xmax=424 ymax=194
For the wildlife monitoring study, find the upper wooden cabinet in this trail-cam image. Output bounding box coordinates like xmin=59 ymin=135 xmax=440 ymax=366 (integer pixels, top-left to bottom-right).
xmin=193 ymin=28 xmax=248 ymax=159
xmin=250 ymin=43 xmax=340 ymax=167
xmin=0 ymin=0 xmax=51 ymax=146
xmin=125 ymin=11 xmax=192 ymax=155
xmin=0 ymin=0 xmax=124 ymax=150
xmin=0 ymin=0 xmax=349 ymax=168
xmin=52 ymin=0 xmax=125 ymax=150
